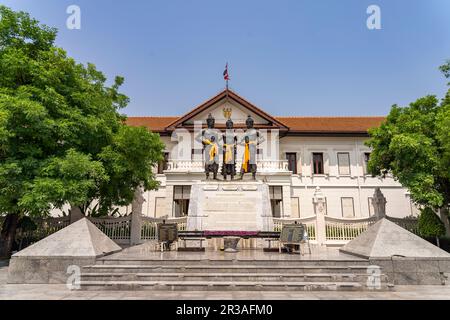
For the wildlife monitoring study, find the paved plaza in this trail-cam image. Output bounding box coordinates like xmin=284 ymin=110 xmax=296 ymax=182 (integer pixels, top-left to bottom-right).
xmin=99 ymin=242 xmax=366 ymax=261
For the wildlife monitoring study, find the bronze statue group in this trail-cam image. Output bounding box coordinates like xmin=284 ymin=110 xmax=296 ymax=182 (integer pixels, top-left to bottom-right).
xmin=195 ymin=114 xmax=264 ymax=181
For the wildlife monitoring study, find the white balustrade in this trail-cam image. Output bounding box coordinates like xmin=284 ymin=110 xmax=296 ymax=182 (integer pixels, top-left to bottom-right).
xmin=88 ymin=216 xmax=132 ymax=244
xmin=141 ymin=216 xmax=187 ymax=241
xmin=17 ymin=213 xmax=418 ymax=249
xmin=324 ymin=216 xmax=377 ymax=242
xmin=273 ymin=216 xmax=317 ymax=241
xmin=165 ymin=160 xmax=290 ymax=173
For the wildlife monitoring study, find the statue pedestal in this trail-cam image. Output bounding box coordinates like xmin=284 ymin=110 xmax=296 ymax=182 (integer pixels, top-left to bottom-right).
xmin=187 ymin=181 xmax=273 ymax=232
xmin=223 ymin=237 xmax=240 ymax=252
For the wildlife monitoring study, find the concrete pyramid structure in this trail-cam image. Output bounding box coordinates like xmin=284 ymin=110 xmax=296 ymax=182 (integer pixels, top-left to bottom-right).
xmin=340 ymin=218 xmax=450 ymax=259
xmin=8 ymin=218 xmax=122 ymax=284
xmin=13 ymin=217 xmax=121 ymax=258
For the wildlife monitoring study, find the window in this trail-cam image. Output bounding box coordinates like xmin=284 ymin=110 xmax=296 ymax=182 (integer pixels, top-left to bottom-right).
xmin=341 ymin=197 xmax=355 ymax=218
xmin=173 ymin=185 xmax=191 ymax=217
xmin=286 ymin=153 xmax=297 ymax=174
xmin=157 ymin=152 xmax=169 ymax=174
xmin=363 ymin=153 xmax=371 ymax=174
xmin=269 ymin=186 xmax=283 ymax=218
xmin=312 ymin=153 xmax=324 ymax=175
xmin=337 ymin=152 xmax=351 ymax=175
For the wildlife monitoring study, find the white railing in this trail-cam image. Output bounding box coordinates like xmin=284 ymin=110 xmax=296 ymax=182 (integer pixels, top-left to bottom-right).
xmin=324 ymin=216 xmax=378 ymax=242
xmin=273 ymin=216 xmax=317 ymax=241
xmin=89 ymin=216 xmax=132 ymax=244
xmin=141 ymin=216 xmax=187 ymax=240
xmin=274 ymin=215 xmax=381 ymax=245
xmin=166 ymin=160 xmax=204 ymax=172
xmin=256 ymin=160 xmax=290 ymax=173
xmin=166 ymin=160 xmax=289 ymax=173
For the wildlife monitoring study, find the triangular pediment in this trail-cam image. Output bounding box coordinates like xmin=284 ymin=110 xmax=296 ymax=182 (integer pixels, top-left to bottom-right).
xmin=165 ymin=90 xmax=288 ymax=131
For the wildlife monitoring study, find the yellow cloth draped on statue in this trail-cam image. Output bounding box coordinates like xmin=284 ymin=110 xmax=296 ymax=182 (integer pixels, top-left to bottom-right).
xmin=223 ymin=143 xmax=234 ymax=163
xmin=242 ymin=141 xmax=257 ymax=173
xmin=203 ymin=139 xmax=218 ymax=162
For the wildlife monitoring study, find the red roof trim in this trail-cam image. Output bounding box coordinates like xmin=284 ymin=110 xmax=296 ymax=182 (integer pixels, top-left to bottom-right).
xmin=125 ymin=116 xmax=385 ymax=135
xmin=165 ymin=89 xmax=289 ymax=130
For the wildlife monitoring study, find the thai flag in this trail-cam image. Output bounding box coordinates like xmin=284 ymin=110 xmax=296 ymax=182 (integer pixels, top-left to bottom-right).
xmin=223 ymin=63 xmax=229 ymax=81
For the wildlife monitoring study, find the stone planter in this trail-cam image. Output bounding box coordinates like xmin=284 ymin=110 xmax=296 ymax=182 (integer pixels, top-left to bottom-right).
xmin=223 ymin=236 xmax=240 ymax=253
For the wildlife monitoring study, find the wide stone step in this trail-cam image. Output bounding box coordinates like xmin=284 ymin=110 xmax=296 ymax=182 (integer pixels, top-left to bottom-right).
xmin=82 ymin=264 xmax=373 ymax=274
xmin=97 ymin=259 xmax=370 ymax=267
xmin=80 ymin=272 xmax=388 ymax=283
xmin=78 ymin=280 xmax=368 ymax=291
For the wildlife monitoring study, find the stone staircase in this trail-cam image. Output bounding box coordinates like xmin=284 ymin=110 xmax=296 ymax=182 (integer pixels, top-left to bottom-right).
xmin=78 ymin=257 xmax=394 ymax=291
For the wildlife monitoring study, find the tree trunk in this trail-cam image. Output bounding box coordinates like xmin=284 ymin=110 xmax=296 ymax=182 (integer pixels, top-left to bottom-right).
xmin=0 ymin=213 xmax=19 ymax=259
xmin=439 ymin=207 xmax=450 ymax=237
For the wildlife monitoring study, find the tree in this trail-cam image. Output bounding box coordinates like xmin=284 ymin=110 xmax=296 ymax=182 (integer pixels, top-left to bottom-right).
xmin=0 ymin=6 xmax=164 ymax=258
xmin=366 ymin=62 xmax=450 ymax=235
xmin=418 ymin=207 xmax=446 ymax=247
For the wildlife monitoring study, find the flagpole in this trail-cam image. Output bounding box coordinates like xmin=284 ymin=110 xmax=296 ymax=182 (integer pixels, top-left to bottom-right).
xmin=226 ymin=62 xmax=229 ymax=92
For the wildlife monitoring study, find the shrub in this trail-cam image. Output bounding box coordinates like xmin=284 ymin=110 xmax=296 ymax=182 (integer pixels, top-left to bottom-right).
xmin=418 ymin=207 xmax=446 ymax=238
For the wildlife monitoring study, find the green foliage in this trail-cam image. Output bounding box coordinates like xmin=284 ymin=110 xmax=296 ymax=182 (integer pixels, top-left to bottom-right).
xmin=19 ymin=149 xmax=108 ymax=215
xmin=366 ymin=62 xmax=450 ymax=210
xmin=86 ymin=204 xmax=121 ymax=218
xmin=97 ymin=125 xmax=164 ymax=215
xmin=16 ymin=216 xmax=37 ymax=233
xmin=0 ymin=5 xmax=164 ymax=219
xmin=418 ymin=207 xmax=446 ymax=238
xmin=439 ymin=60 xmax=450 ymax=84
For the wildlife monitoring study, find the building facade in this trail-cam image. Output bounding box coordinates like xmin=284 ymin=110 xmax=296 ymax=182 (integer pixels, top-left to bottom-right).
xmin=126 ymin=90 xmax=419 ymax=220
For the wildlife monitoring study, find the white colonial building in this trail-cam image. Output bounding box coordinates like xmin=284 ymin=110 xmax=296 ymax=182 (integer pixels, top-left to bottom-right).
xmin=126 ymin=89 xmax=419 ymax=220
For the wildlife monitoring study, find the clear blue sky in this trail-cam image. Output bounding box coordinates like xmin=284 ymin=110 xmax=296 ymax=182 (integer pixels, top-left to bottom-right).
xmin=1 ymin=0 xmax=449 ymax=116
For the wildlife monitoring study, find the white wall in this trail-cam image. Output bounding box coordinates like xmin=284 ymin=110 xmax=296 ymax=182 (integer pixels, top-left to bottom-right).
xmin=280 ymin=136 xmax=416 ymax=219
xmin=49 ymin=135 xmax=416 ymax=219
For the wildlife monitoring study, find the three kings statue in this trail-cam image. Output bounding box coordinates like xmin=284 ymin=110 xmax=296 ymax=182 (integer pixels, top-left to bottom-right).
xmin=196 ymin=114 xmax=264 ymax=181
xmin=195 ymin=114 xmax=220 ymax=180
xmin=222 ymin=118 xmax=237 ymax=180
xmin=240 ymin=115 xmax=265 ymax=180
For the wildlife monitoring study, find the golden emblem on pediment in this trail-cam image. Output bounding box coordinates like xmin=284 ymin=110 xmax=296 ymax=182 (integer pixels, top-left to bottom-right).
xmin=223 ymin=107 xmax=232 ymax=119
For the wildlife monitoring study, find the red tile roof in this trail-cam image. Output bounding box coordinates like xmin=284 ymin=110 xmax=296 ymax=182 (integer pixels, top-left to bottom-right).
xmin=275 ymin=116 xmax=385 ymax=133
xmin=125 ymin=90 xmax=385 ymax=135
xmin=126 ymin=116 xmax=385 ymax=134
xmin=126 ymin=116 xmax=178 ymax=132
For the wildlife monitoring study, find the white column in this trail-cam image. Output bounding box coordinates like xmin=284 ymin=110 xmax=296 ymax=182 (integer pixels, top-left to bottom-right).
xmin=166 ymin=185 xmax=174 ymax=217
xmin=313 ymin=187 xmax=327 ymax=247
xmin=282 ymin=185 xmax=292 ymax=218
xmin=130 ymin=187 xmax=144 ymax=245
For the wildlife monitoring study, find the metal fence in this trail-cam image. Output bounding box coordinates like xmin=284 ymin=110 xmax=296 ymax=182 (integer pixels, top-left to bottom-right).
xmin=274 ymin=214 xmax=418 ymax=245
xmin=9 ymin=212 xmax=418 ymax=250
